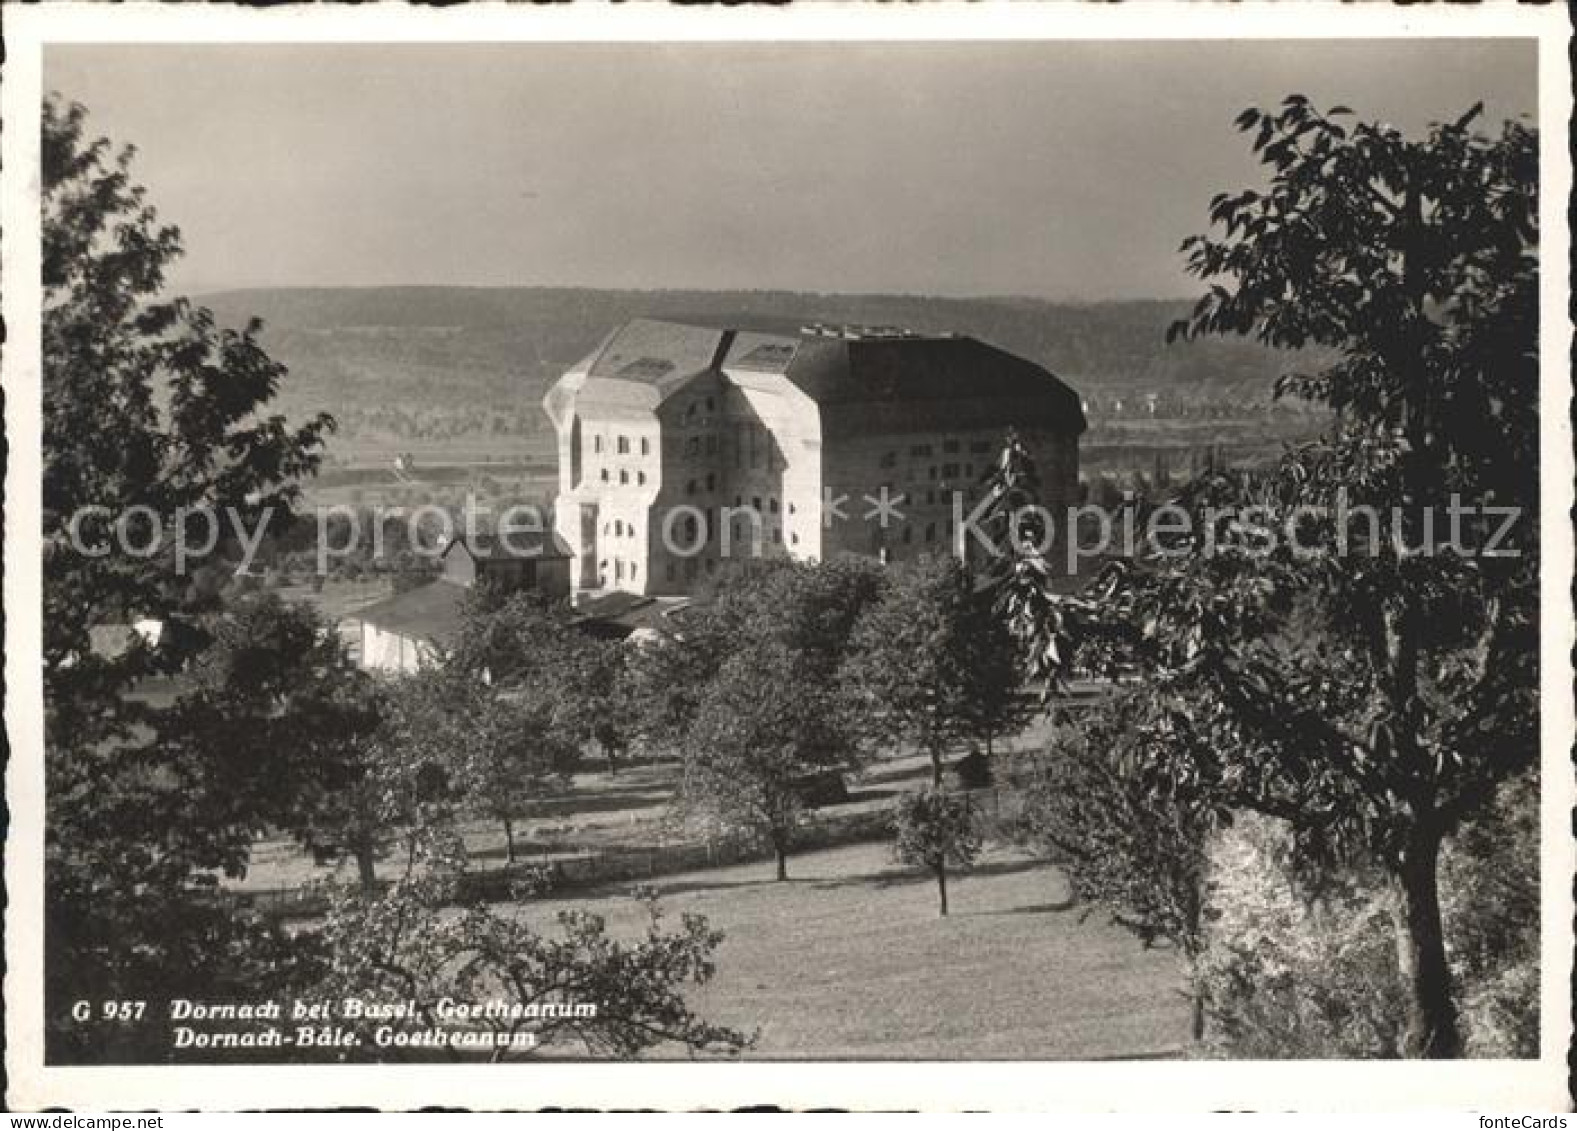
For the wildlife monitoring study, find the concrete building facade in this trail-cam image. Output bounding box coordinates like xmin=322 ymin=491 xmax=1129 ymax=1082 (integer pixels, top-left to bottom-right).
xmin=543 ymin=317 xmax=1085 ymax=599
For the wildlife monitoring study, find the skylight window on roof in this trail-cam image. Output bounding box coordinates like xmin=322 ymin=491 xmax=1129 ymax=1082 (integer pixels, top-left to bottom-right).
xmin=617 ymin=357 xmax=675 ymax=380
xmin=735 ymin=343 xmax=797 ymax=372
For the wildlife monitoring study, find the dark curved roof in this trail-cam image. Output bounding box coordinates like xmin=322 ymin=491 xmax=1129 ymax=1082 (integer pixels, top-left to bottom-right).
xmin=773 ymin=335 xmax=1086 ymax=437
xmin=571 ymin=317 xmax=1086 ymax=437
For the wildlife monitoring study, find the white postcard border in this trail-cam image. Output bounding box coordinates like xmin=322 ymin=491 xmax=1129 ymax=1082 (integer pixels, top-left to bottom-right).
xmin=4 ymin=1 xmax=1571 ymax=1112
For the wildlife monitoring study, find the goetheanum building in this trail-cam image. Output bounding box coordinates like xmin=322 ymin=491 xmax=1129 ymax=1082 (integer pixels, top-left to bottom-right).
xmin=543 ymin=317 xmax=1085 ymax=599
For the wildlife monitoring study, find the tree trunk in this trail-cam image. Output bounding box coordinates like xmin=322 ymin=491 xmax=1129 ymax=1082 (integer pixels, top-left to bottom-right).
xmin=1391 ymin=822 xmax=1460 ymax=1058
xmin=935 ymin=860 xmax=949 ymax=917
xmin=354 ymin=841 xmax=378 ymax=894
xmin=502 ymin=815 xmax=516 ymax=865
xmin=772 ymin=828 xmax=789 ymax=881
xmin=1190 ymin=987 xmax=1206 ymax=1043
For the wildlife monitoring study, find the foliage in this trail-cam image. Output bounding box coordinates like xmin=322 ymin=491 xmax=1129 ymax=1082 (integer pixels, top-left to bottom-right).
xmin=892 ymin=788 xmax=982 ymax=916
xmin=842 ymin=555 xmax=1022 ymax=784
xmin=554 ymin=633 xmax=638 ymax=773
xmin=628 ymin=558 xmax=884 ymax=873
xmin=681 ymin=640 xmax=858 ymax=881
xmin=988 ymin=97 xmax=1539 ymax=1058
xmin=1196 ymin=814 xmax=1409 ymax=1059
xmin=1441 ymin=770 xmax=1540 ymax=1058
xmin=309 ymin=835 xmax=752 ymax=1061
xmin=446 ymin=584 xmax=576 ymax=685
xmin=631 ymin=555 xmax=887 ymax=751
xmin=41 ymin=96 xmax=337 ymax=1058
xmin=1019 ymin=691 xmax=1223 ymax=1037
xmin=402 ymin=665 xmax=579 ymax=864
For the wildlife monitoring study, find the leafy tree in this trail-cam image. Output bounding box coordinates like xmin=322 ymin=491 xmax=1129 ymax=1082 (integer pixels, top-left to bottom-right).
xmin=310 ymin=835 xmax=752 ymax=1061
xmin=629 ymin=556 xmax=884 ymax=755
xmin=1160 ymin=96 xmax=1538 ymax=1059
xmin=991 ymin=98 xmax=1538 ymax=1058
xmin=682 ymin=641 xmax=857 ymax=881
xmin=1020 ymin=690 xmax=1223 ymax=1040
xmin=407 ymin=667 xmax=578 ymax=865
xmin=447 ymin=585 xmax=578 ymax=684
xmin=163 ymin=595 xmax=392 ymax=890
xmin=553 ymin=634 xmax=637 ymax=775
xmin=41 ymin=96 xmax=334 ymax=1057
xmin=955 ymin=583 xmax=1034 ymax=758
xmin=893 ymin=788 xmax=982 ymax=917
xmin=843 ymin=556 xmax=1021 ymax=784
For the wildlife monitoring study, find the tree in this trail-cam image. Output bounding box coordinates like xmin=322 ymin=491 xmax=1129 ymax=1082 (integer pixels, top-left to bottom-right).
xmin=1020 ymin=690 xmax=1223 ymax=1040
xmin=992 ymin=98 xmax=1538 ymax=1058
xmin=41 ymin=96 xmax=334 ymax=1058
xmin=682 ymin=641 xmax=857 ymax=881
xmin=310 ymin=835 xmax=752 ymax=1061
xmin=164 ymin=595 xmax=391 ymax=890
xmin=1160 ymin=96 xmax=1538 ymax=1059
xmin=409 ymin=667 xmax=578 ymax=865
xmin=556 ymin=634 xmax=637 ymax=775
xmin=893 ymin=788 xmax=982 ymax=917
xmin=446 ymin=585 xmax=577 ymax=686
xmin=955 ymin=583 xmax=1034 ymax=759
xmin=843 ymin=556 xmax=1020 ymax=785
xmin=629 ymin=556 xmax=884 ymax=756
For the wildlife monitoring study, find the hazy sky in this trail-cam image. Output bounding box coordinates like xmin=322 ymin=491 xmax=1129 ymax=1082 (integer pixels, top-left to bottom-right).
xmin=46 ymin=40 xmax=1536 ymax=300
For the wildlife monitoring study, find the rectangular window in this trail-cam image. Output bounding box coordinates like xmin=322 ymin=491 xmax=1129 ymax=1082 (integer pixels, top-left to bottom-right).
xmin=910 ymin=444 xmax=933 ymax=457
xmin=879 ymin=451 xmax=898 ymax=469
xmin=969 ymin=440 xmax=992 ymax=454
xmin=594 ymin=436 xmax=604 ymax=454
xmin=641 ymin=437 xmax=650 ymax=456
xmin=942 ymin=439 xmax=960 ymax=454
xmin=617 ymin=436 xmax=630 ymax=455
xmin=942 ymin=463 xmax=960 ymax=479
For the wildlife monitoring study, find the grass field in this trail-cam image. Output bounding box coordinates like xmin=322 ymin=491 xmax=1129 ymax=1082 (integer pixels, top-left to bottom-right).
xmin=525 ymin=840 xmax=1192 ymax=1060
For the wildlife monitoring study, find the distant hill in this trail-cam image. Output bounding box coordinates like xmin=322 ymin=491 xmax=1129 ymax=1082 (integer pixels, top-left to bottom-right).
xmin=195 ymin=286 xmax=1321 ymax=472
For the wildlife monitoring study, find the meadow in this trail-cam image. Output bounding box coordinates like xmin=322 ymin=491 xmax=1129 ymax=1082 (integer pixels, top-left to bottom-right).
xmin=528 ymin=840 xmax=1192 ymax=1060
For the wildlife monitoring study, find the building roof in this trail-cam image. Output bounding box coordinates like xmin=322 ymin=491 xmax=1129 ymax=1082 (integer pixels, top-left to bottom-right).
xmin=583 ymin=318 xmax=730 ymax=396
xmin=570 ymin=592 xmax=691 ymax=639
xmin=354 ymin=580 xmax=470 ymax=642
xmin=444 ymin=530 xmax=573 ymax=562
xmin=566 ymin=317 xmax=1086 ymax=437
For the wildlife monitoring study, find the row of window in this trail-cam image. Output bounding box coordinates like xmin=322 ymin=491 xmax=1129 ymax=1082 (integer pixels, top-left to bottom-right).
xmin=593 ymin=435 xmax=652 ymax=457
xmin=599 ymin=558 xmax=640 ymax=583
xmin=665 ymin=557 xmax=720 ymax=583
xmin=880 ymin=438 xmax=993 ymax=467
xmin=598 ymin=467 xmax=649 ymax=486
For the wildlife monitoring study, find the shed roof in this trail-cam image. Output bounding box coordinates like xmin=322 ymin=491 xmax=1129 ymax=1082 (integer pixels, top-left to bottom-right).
xmin=354 ymin=580 xmax=469 ymax=642
xmin=570 ymin=592 xmax=691 ymax=639
xmin=444 ymin=530 xmax=573 ymax=563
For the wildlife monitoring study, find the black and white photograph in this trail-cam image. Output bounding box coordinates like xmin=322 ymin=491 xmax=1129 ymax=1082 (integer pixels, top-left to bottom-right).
xmin=3 ymin=2 xmax=1571 ymax=1113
